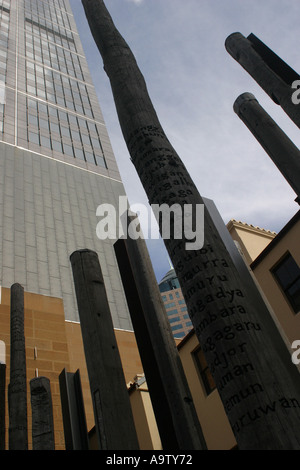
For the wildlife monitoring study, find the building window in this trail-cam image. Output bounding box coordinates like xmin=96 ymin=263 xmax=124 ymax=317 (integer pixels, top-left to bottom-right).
xmin=272 ymin=252 xmax=300 ymax=314
xmin=169 ymin=316 xmax=180 ymax=324
xmin=193 ymin=346 xmax=216 ymax=396
xmin=166 ymin=309 xmax=178 ymax=316
xmin=173 ymin=331 xmax=185 ymax=339
xmin=165 ymin=302 xmax=175 ymax=309
xmin=171 ymin=324 xmax=183 ymax=331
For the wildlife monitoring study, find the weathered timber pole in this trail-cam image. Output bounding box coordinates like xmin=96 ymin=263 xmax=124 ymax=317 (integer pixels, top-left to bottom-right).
xmin=234 ymin=92 xmax=300 ymax=202
xmin=59 ymin=368 xmax=89 ymax=450
xmin=30 ymin=377 xmax=55 ymax=450
xmin=0 ymin=341 xmax=6 ymax=450
xmin=114 ymin=223 xmax=207 ymax=450
xmin=70 ymin=249 xmax=139 ymax=450
xmin=82 ymin=1 xmax=300 ymax=449
xmin=225 ymin=32 xmax=300 ymax=129
xmin=9 ymin=283 xmax=28 ymax=450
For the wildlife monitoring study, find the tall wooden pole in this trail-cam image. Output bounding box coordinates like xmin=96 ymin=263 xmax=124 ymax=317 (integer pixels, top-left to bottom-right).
xmin=0 ymin=341 xmax=6 ymax=450
xmin=70 ymin=249 xmax=139 ymax=450
xmin=81 ymin=0 xmax=300 ymax=449
xmin=114 ymin=229 xmax=207 ymax=450
xmin=225 ymin=32 xmax=300 ymax=129
xmin=9 ymin=283 xmax=28 ymax=450
xmin=234 ymin=92 xmax=300 ymax=202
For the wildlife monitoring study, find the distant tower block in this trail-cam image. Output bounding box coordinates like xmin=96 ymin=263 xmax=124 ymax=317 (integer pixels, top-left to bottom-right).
xmin=234 ymin=92 xmax=300 ymax=202
xmin=225 ymin=33 xmax=300 ymax=128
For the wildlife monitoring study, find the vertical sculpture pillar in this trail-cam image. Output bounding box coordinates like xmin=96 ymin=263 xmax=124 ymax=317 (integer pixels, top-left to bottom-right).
xmin=225 ymin=32 xmax=300 ymax=129
xmin=70 ymin=249 xmax=139 ymax=450
xmin=9 ymin=283 xmax=28 ymax=450
xmin=59 ymin=368 xmax=89 ymax=450
xmin=233 ymin=92 xmax=300 ymax=202
xmin=114 ymin=230 xmax=207 ymax=450
xmin=0 ymin=341 xmax=6 ymax=450
xmin=30 ymin=377 xmax=55 ymax=450
xmin=82 ymin=0 xmax=300 ymax=449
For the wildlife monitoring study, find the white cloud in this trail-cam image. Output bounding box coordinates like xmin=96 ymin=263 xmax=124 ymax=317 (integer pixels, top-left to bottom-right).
xmin=126 ymin=0 xmax=143 ymax=4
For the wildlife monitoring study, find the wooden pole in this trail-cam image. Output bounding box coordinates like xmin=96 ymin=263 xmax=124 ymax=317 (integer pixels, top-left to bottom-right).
xmin=225 ymin=32 xmax=300 ymax=129
xmin=234 ymin=92 xmax=300 ymax=202
xmin=9 ymin=283 xmax=28 ymax=450
xmin=30 ymin=377 xmax=55 ymax=450
xmin=115 ymin=231 xmax=207 ymax=450
xmin=70 ymin=249 xmax=139 ymax=450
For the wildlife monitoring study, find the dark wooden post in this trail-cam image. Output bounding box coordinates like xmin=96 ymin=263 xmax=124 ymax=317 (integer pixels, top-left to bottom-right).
xmin=59 ymin=368 xmax=89 ymax=450
xmin=0 ymin=341 xmax=6 ymax=450
xmin=225 ymin=32 xmax=300 ymax=129
xmin=9 ymin=283 xmax=28 ymax=450
xmin=234 ymin=92 xmax=300 ymax=202
xmin=30 ymin=376 xmax=55 ymax=450
xmin=81 ymin=1 xmax=300 ymax=449
xmin=114 ymin=230 xmax=207 ymax=450
xmin=70 ymin=249 xmax=139 ymax=450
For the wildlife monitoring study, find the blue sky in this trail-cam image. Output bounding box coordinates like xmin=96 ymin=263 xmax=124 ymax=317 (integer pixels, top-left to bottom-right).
xmin=69 ymin=0 xmax=300 ymax=281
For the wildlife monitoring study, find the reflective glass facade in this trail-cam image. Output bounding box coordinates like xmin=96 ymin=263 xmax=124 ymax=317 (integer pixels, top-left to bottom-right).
xmin=0 ymin=0 xmax=132 ymax=329
xmin=0 ymin=0 xmax=119 ymax=174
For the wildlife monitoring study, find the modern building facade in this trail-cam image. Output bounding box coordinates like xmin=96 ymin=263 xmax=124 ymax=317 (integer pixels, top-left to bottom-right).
xmin=0 ymin=0 xmax=132 ymax=329
xmin=158 ymin=268 xmax=193 ymax=339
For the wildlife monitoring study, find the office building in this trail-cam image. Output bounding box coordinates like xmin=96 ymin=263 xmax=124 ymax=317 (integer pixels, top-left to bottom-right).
xmin=0 ymin=0 xmax=132 ymax=329
xmin=158 ymin=268 xmax=193 ymax=339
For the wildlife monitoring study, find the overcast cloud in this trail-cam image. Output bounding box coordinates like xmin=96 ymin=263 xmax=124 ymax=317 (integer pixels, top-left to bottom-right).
xmin=70 ymin=0 xmax=300 ymax=281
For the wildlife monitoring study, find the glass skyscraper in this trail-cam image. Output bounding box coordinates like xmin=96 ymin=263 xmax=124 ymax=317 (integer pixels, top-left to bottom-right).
xmin=0 ymin=0 xmax=132 ymax=330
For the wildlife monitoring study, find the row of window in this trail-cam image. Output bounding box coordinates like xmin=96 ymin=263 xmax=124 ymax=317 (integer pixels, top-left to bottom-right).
xmin=27 ymin=97 xmax=106 ymax=168
xmin=165 ymin=298 xmax=186 ymax=309
xmin=24 ymin=1 xmax=73 ymax=42
xmin=0 ymin=4 xmax=9 ymax=131
xmin=166 ymin=307 xmax=189 ymax=317
xmin=25 ymin=0 xmax=71 ymax=32
xmin=0 ymin=7 xmax=9 ymax=85
xmin=25 ymin=27 xmax=83 ymax=81
xmin=171 ymin=322 xmax=193 ymax=331
xmin=26 ymin=60 xmax=93 ymax=118
xmin=0 ymin=1 xmax=10 ymax=12
xmin=24 ymin=17 xmax=76 ymax=54
xmin=162 ymin=291 xmax=182 ymax=301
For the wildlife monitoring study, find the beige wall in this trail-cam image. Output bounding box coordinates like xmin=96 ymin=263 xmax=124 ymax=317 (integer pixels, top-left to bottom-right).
xmin=129 ymin=379 xmax=162 ymax=450
xmin=251 ymin=215 xmax=300 ymax=346
xmin=227 ymin=219 xmax=276 ymax=265
xmin=178 ymin=331 xmax=236 ymax=450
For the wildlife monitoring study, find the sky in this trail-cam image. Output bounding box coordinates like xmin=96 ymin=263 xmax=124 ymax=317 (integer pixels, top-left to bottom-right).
xmin=69 ymin=0 xmax=300 ymax=282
